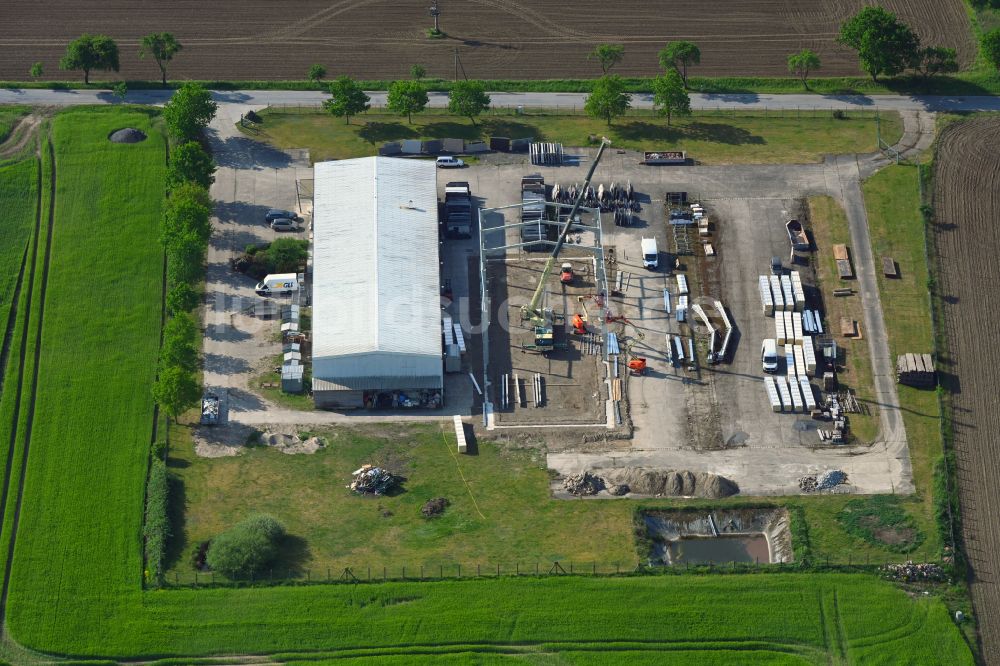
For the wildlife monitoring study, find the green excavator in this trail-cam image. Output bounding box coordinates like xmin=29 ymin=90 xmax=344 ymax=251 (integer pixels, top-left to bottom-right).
xmin=520 ymin=139 xmax=610 ymax=351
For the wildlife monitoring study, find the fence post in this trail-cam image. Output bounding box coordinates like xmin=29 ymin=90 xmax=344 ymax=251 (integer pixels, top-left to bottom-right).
xmin=402 ymin=566 xmax=406 ymax=580
xmin=497 ymin=563 xmax=500 ymax=577
xmin=458 ymin=563 xmax=461 ymax=578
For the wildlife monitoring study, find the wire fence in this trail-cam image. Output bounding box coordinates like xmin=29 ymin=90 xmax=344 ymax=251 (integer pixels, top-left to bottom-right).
xmin=160 ymin=555 xmax=927 ymax=589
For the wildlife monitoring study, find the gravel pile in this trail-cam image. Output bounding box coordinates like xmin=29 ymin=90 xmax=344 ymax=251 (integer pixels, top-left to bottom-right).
xmin=881 ymin=561 xmax=947 ymax=582
xmin=799 ymin=470 xmax=848 ymax=492
xmin=108 ymin=128 xmax=147 ymax=143
xmin=602 ymin=468 xmax=739 ymax=498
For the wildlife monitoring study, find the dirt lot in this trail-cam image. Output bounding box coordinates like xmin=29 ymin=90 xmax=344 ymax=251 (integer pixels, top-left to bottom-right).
xmin=933 ymin=116 xmax=1000 ymax=664
xmin=0 ymin=0 xmax=973 ymax=81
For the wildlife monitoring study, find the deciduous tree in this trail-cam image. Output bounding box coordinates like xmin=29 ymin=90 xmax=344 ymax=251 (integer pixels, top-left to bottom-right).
xmin=447 ymin=80 xmax=491 ymax=126
xmin=585 ymin=75 xmax=631 ymax=127
xmin=163 ymin=82 xmax=217 ymax=140
xmin=29 ymin=62 xmax=43 ymax=78
xmin=307 ymin=64 xmax=327 ymax=85
xmin=139 ymin=32 xmax=182 ymax=87
xmin=410 ymin=64 xmax=427 ymax=80
xmin=152 ymin=365 xmax=200 ymax=419
xmin=60 ymin=34 xmax=119 ymax=84
xmin=166 ymin=283 xmax=200 ymax=315
xmin=838 ymin=7 xmax=920 ymax=81
xmin=162 ymin=183 xmax=212 ymax=250
xmin=167 ymin=141 xmax=216 ymax=190
xmin=589 ymin=44 xmax=625 ymax=74
xmin=982 ymin=29 xmax=1000 ymax=73
xmin=387 ymin=80 xmax=429 ymax=123
xmin=787 ymin=49 xmax=821 ymax=88
xmin=658 ymin=41 xmax=701 ymax=87
xmin=652 ymin=70 xmax=690 ymax=126
xmin=913 ymin=46 xmax=958 ymax=80
xmin=324 ymin=76 xmax=370 ymax=124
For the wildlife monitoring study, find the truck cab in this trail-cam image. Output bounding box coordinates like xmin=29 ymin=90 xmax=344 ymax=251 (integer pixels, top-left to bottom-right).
xmin=641 ymin=238 xmax=658 ymax=270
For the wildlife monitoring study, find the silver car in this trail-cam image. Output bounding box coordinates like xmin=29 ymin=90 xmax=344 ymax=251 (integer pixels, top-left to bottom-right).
xmin=270 ymin=218 xmax=300 ymax=232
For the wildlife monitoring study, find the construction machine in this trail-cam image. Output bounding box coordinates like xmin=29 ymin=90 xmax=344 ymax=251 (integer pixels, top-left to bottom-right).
xmin=520 ymin=139 xmax=610 ymax=351
xmin=559 ymin=262 xmax=574 ymax=284
xmin=571 ymin=313 xmax=587 ymax=335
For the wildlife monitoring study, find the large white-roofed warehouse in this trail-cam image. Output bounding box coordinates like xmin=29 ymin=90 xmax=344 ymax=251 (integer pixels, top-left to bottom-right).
xmin=311 ymin=157 xmax=443 ymax=410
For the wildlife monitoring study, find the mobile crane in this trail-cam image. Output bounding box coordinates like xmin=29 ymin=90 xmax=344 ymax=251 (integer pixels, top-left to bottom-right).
xmin=520 ymin=139 xmax=610 ymax=351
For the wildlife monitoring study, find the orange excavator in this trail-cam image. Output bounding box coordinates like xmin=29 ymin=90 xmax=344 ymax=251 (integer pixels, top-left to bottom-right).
xmin=571 ymin=313 xmax=587 ymax=335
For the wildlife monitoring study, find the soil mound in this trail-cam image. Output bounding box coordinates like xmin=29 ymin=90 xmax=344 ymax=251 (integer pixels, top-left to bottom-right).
xmin=602 ymin=468 xmax=739 ymax=498
xmin=108 ymin=128 xmax=147 ymax=143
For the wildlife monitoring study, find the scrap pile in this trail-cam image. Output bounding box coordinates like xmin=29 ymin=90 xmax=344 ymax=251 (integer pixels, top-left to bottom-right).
xmin=881 ymin=561 xmax=947 ymax=582
xmin=798 ymin=470 xmax=848 ymax=492
xmin=816 ymin=394 xmax=850 ymax=443
xmin=562 ymin=471 xmax=604 ymax=496
xmin=349 ymin=465 xmax=396 ymax=495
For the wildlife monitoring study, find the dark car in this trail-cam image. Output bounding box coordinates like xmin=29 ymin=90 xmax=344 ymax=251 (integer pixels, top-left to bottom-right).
xmin=265 ymin=209 xmax=303 ymax=223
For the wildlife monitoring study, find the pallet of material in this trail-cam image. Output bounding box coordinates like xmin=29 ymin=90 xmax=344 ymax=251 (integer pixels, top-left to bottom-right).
xmin=896 ymin=352 xmax=936 ymax=388
xmin=453 ymin=323 xmax=466 ymax=353
xmin=794 ymin=345 xmax=806 ymax=379
xmin=803 ymin=336 xmax=817 ymax=376
xmin=792 ymin=312 xmax=803 ymax=343
xmin=775 ymin=376 xmax=792 ymax=412
xmin=769 ymin=275 xmax=784 ymax=312
xmin=812 ymin=310 xmax=824 ymax=334
xmin=789 ymin=271 xmax=806 ymax=311
xmin=764 ymin=376 xmax=782 ymax=412
xmin=882 ymin=256 xmax=898 ymax=278
xmin=785 ymin=343 xmax=794 ymax=375
xmin=840 ymin=318 xmax=858 ymax=337
xmin=803 ymin=309 xmax=815 ymax=333
xmin=783 ymin=311 xmax=794 ymax=345
xmin=836 ymin=259 xmax=855 ymax=279
xmin=443 ymin=316 xmax=455 ymax=346
xmin=759 ymin=275 xmax=774 ymax=316
xmin=775 ymin=313 xmax=787 ymax=345
xmin=787 ymin=375 xmax=804 ymax=412
xmin=833 ymin=244 xmax=850 ymax=261
xmin=780 ymin=275 xmax=794 ymax=312
xmin=799 ymin=378 xmax=817 ymax=411
xmin=676 ymin=274 xmax=689 ymax=295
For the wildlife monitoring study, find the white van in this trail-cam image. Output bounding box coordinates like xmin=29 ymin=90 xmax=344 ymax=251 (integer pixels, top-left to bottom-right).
xmin=641 ymin=237 xmax=658 ymax=269
xmin=255 ymin=273 xmax=299 ymax=296
xmin=761 ymin=338 xmax=779 ymax=373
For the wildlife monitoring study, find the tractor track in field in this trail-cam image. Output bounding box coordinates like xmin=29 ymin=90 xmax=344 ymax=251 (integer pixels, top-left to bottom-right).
xmin=0 ymin=245 xmax=29 ymax=399
xmin=0 ymin=132 xmax=55 ymax=628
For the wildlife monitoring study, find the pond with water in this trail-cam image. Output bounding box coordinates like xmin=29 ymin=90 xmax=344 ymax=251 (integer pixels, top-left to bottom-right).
xmin=663 ymin=534 xmax=770 ymax=564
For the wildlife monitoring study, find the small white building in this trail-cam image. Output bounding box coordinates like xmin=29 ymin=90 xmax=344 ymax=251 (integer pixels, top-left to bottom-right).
xmin=311 ymin=157 xmax=443 ymax=409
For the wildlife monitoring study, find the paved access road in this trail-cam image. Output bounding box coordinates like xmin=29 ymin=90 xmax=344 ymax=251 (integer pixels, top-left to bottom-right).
xmin=2 ymin=87 xmax=1000 ymax=112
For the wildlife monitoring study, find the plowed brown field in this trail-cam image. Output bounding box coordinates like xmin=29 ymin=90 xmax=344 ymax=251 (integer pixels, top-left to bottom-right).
xmin=0 ymin=0 xmax=973 ymax=82
xmin=934 ymin=116 xmax=1000 ymax=663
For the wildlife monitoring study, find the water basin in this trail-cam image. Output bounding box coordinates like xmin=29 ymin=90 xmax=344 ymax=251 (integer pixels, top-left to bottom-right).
xmin=665 ymin=534 xmax=770 ymax=564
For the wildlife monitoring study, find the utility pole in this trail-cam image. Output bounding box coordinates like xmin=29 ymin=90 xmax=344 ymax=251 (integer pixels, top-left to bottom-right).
xmin=429 ymin=0 xmax=441 ymax=33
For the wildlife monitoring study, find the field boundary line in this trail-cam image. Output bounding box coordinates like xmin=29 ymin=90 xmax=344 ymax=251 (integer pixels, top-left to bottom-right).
xmin=440 ymin=427 xmax=486 ymax=520
xmin=0 ymin=132 xmax=55 ymax=627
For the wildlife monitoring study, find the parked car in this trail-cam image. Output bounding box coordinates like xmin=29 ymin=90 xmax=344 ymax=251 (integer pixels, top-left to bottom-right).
xmin=436 ymin=156 xmax=465 ymax=169
xmin=270 ymin=218 xmax=300 ymax=232
xmin=265 ymin=209 xmax=303 ymax=223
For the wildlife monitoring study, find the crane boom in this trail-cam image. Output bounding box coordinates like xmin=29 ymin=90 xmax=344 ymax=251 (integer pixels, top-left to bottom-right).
xmin=521 ymin=139 xmax=610 ymax=323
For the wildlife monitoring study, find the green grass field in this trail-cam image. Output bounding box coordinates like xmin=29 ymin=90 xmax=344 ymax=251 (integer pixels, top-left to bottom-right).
xmin=862 ymin=165 xmax=942 ymax=553
xmin=0 ymin=158 xmax=36 ymax=345
xmin=0 ymin=106 xmax=971 ymax=663
xmin=246 ymin=108 xmax=902 ymax=165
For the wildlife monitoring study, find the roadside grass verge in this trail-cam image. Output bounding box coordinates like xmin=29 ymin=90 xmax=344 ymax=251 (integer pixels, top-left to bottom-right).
xmin=0 ymin=105 xmax=30 ymax=144
xmin=244 ymin=109 xmax=899 ymax=165
xmin=806 ymin=195 xmax=879 ymax=443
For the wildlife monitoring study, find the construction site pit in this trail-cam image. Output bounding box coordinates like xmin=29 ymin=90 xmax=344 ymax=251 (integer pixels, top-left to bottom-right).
xmin=485 ymin=255 xmax=609 ymax=427
xmin=642 ymin=508 xmax=793 ymax=565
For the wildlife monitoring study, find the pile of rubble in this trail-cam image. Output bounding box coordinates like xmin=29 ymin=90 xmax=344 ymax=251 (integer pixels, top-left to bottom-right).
xmin=349 ymin=465 xmax=397 ymax=495
xmin=799 ymin=470 xmax=848 ymax=493
xmin=563 ymin=472 xmax=604 ymax=496
xmin=881 ymin=561 xmax=947 ymax=583
xmin=421 ymin=497 xmax=450 ymax=517
xmin=817 ymin=395 xmax=850 ymax=444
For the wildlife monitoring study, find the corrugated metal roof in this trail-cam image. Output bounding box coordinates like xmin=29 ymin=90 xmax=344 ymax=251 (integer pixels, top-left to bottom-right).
xmin=312 ymin=157 xmax=442 ymax=384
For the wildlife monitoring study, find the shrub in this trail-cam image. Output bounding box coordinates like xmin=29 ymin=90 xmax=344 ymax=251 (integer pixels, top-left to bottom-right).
xmin=206 ymin=514 xmax=285 ymax=579
xmin=166 ymin=141 xmax=216 ymax=190
xmin=237 ymin=239 xmax=308 ymax=278
xmin=143 ymin=459 xmax=170 ymax=585
xmin=166 ymin=282 xmax=199 ymax=315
